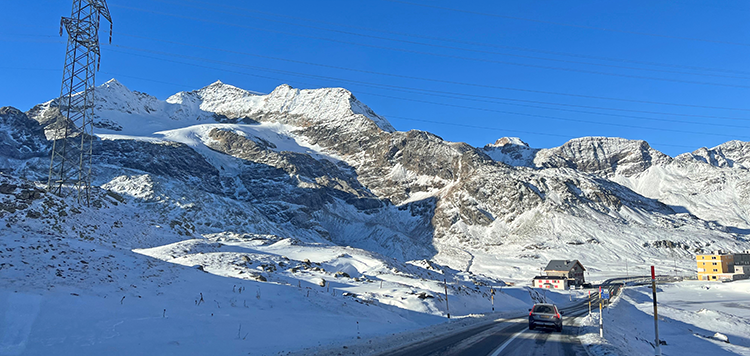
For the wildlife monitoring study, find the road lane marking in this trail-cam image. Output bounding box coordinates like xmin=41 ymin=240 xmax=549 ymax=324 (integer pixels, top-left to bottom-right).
xmin=486 ymin=309 xmax=587 ymax=356
xmin=488 ymin=326 xmax=527 ymax=356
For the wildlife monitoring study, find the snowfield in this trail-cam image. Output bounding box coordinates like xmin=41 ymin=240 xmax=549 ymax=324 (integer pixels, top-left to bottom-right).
xmin=580 ymin=280 xmax=750 ymax=356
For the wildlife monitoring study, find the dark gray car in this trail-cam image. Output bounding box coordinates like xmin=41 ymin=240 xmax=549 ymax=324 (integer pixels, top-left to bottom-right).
xmin=528 ymin=303 xmax=563 ymax=332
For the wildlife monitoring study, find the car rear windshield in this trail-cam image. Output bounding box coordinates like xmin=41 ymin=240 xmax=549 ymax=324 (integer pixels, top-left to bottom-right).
xmin=532 ymin=305 xmax=555 ymax=314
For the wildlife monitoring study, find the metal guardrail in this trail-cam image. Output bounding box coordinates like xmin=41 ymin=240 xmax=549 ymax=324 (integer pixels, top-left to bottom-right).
xmin=603 ymin=275 xmax=682 ymax=286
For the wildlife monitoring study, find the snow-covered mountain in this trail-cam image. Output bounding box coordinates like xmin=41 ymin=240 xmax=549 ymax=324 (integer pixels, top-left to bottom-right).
xmin=8 ymin=79 xmax=750 ymax=275
xmin=485 ymin=135 xmax=750 ymax=232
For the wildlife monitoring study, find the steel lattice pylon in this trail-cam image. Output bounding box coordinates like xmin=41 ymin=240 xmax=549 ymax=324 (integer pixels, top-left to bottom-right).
xmin=48 ymin=0 xmax=112 ymax=205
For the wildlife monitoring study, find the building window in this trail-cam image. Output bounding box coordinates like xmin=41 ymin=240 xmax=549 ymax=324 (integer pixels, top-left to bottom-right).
xmin=713 ymin=262 xmax=717 ymax=265
xmin=712 ymin=256 xmax=717 ymax=259
xmin=713 ymin=269 xmax=718 ymax=272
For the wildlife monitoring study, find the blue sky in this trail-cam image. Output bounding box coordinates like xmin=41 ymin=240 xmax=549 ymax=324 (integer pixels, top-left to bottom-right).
xmin=2 ymin=0 xmax=749 ymax=156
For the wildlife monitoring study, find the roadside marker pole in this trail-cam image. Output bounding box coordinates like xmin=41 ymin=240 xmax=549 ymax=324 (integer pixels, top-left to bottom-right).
xmin=444 ymin=279 xmax=450 ymax=319
xmin=652 ymin=266 xmax=662 ymax=356
xmin=490 ymin=287 xmax=495 ymax=312
xmin=598 ymin=285 xmax=603 ymax=337
xmin=599 ymin=299 xmax=603 ymax=338
xmin=588 ymin=291 xmax=591 ymax=315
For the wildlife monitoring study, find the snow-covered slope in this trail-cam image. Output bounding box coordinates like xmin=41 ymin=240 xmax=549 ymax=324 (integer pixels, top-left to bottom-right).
xmin=0 ymin=172 xmax=552 ymax=355
xmin=4 ymin=78 xmax=750 ymax=354
xmin=581 ymin=281 xmax=750 ymax=356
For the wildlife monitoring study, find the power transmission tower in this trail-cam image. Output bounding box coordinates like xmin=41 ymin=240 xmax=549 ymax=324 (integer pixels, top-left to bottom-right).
xmin=48 ymin=0 xmax=112 ymax=205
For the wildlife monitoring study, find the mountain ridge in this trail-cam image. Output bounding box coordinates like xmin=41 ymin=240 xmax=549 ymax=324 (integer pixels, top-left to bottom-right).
xmin=2 ymin=79 xmax=749 ymax=275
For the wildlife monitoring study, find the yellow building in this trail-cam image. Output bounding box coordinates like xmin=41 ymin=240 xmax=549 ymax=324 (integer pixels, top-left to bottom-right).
xmin=697 ymin=252 xmax=735 ymax=281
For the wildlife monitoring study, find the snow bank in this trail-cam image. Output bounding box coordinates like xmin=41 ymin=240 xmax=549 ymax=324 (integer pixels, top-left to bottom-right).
xmin=580 ymin=281 xmax=750 ymax=356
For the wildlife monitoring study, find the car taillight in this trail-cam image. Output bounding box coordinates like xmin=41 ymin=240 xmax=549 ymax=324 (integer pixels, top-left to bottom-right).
xmin=556 ymin=313 xmax=561 ymax=319
xmin=529 ymin=310 xmax=533 ymax=316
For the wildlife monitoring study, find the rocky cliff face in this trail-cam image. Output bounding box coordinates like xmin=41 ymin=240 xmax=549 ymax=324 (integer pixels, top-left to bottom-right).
xmin=482 ymin=134 xmax=750 ymax=233
xmin=5 ymin=80 xmax=749 ymax=271
xmin=0 ymin=107 xmax=48 ymax=160
xmin=680 ymin=140 xmax=750 ymax=169
xmin=484 ymin=136 xmax=672 ymax=177
xmin=533 ymin=137 xmax=673 ymax=177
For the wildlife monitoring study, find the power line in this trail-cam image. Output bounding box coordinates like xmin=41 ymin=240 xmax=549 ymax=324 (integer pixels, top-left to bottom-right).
xmin=148 ymin=0 xmax=750 ymax=81
xmin=99 ymin=71 xmax=197 ymax=89
xmin=382 ymin=0 xmax=750 ymax=47
xmin=0 ymin=67 xmax=58 ymax=71
xmin=175 ymin=0 xmax=750 ymax=76
xmin=92 ymin=69 xmax=718 ymax=150
xmin=384 ymin=115 xmax=698 ymax=149
xmin=111 ymin=4 xmax=750 ymax=89
xmin=107 ymin=43 xmax=750 ymax=128
xmin=117 ymin=33 xmax=750 ymax=122
xmin=0 ymin=38 xmax=66 ymax=44
xmin=89 ymin=71 xmax=699 ymax=152
xmin=360 ymin=92 xmax=750 ymax=140
xmin=90 ymin=71 xmax=704 ymax=150
xmin=102 ymin=45 xmax=750 ymax=140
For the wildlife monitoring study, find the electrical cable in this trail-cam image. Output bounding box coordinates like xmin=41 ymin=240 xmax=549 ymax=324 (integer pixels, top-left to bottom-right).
xmin=382 ymin=0 xmax=750 ymax=47
xmin=110 ymin=4 xmax=750 ymax=89
xmin=383 ymin=115 xmax=698 ymax=149
xmin=174 ymin=0 xmax=750 ymax=76
xmin=102 ymin=46 xmax=750 ymax=140
xmin=94 ymin=71 xmax=703 ymax=149
xmin=93 ymin=70 xmax=715 ymax=149
xmin=107 ymin=44 xmax=750 ymax=128
xmin=117 ymin=33 xmax=750 ymax=122
xmin=147 ymin=0 xmax=750 ymax=81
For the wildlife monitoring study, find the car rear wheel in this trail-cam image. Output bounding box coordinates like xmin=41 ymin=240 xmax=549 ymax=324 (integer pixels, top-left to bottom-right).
xmin=529 ymin=323 xmax=535 ymax=330
xmin=556 ymin=325 xmax=563 ymax=332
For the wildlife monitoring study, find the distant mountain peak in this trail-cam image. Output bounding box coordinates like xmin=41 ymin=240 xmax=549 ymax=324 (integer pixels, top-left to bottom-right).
xmin=487 ymin=137 xmax=529 ymax=148
xmin=262 ymin=84 xmax=396 ymax=133
xmin=679 ymin=140 xmax=750 ymax=169
xmin=97 ymin=78 xmax=136 ymax=98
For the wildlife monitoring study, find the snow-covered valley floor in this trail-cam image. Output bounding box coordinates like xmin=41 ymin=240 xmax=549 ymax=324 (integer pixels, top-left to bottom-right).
xmin=580 ymin=280 xmax=750 ymax=356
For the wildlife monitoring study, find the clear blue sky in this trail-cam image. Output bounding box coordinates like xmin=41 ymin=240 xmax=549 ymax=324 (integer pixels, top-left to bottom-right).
xmin=2 ymin=0 xmax=749 ymax=156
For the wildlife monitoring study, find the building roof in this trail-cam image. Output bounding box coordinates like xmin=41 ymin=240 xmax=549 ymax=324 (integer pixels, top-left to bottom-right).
xmin=533 ymin=276 xmax=566 ymax=280
xmin=544 ymin=260 xmax=585 ymax=272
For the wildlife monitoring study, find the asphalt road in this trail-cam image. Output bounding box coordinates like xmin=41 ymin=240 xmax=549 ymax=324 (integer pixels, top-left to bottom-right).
xmin=380 ymin=284 xmax=621 ymax=356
